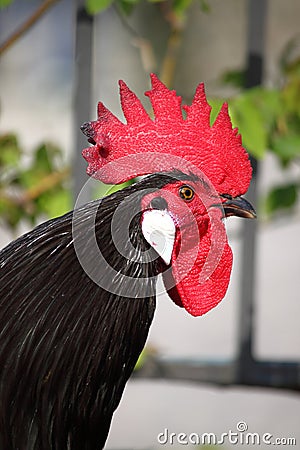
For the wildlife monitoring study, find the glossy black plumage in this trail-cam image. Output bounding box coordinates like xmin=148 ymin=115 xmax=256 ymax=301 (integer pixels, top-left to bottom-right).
xmin=0 ymin=173 xmax=181 ymax=450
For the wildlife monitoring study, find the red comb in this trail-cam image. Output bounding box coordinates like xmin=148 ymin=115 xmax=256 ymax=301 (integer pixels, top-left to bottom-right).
xmin=82 ymin=74 xmax=252 ymax=197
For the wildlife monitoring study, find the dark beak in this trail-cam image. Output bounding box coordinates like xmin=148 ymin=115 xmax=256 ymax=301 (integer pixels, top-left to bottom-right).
xmin=222 ymin=195 xmax=257 ymax=219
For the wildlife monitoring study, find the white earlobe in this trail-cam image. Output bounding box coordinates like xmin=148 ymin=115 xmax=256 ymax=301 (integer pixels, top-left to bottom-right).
xmin=141 ymin=210 xmax=176 ymax=265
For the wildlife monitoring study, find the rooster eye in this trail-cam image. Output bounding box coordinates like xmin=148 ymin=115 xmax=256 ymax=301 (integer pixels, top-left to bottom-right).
xmin=179 ymin=185 xmax=194 ymax=201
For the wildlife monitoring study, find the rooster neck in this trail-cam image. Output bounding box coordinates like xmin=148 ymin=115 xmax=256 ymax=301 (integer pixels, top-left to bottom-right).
xmin=0 ymin=186 xmax=161 ymax=450
xmin=0 ymin=171 xmax=190 ymax=449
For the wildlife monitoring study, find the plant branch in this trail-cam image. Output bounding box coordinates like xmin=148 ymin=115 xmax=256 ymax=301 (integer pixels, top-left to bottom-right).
xmin=113 ymin=4 xmax=157 ymax=74
xmin=0 ymin=168 xmax=69 ymax=206
xmin=22 ymin=168 xmax=70 ymax=202
xmin=160 ymin=27 xmax=183 ymax=88
xmin=0 ymin=0 xmax=61 ymax=57
xmin=158 ymin=4 xmax=186 ymax=88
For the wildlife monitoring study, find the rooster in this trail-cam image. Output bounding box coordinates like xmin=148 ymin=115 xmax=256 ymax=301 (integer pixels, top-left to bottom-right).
xmin=0 ymin=74 xmax=255 ymax=450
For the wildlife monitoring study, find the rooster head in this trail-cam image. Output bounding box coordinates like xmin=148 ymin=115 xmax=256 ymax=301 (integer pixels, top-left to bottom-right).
xmin=81 ymin=74 xmax=255 ymax=316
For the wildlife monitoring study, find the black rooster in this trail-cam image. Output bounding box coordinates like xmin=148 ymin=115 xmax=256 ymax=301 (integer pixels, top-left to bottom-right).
xmin=0 ymin=75 xmax=255 ymax=449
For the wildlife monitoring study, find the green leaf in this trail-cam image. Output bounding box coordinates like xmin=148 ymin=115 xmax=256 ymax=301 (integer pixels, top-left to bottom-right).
xmin=248 ymin=87 xmax=282 ymax=129
xmin=229 ymin=93 xmax=268 ymax=159
xmin=270 ymin=133 xmax=300 ymax=165
xmin=279 ymin=35 xmax=300 ymax=75
xmin=0 ymin=134 xmax=21 ymax=167
xmin=92 ymin=179 xmax=134 ymax=200
xmin=134 ymin=348 xmax=147 ymax=371
xmin=0 ymin=197 xmax=23 ymax=229
xmin=121 ymin=0 xmax=142 ymax=4
xmin=115 ymin=0 xmax=133 ymax=13
xmin=35 ymin=146 xmax=52 ymax=173
xmin=173 ymin=0 xmax=193 ymax=17
xmin=208 ymin=98 xmax=224 ymax=126
xmin=209 ymin=91 xmax=268 ymax=158
xmin=36 ymin=189 xmax=71 ymax=218
xmin=0 ymin=0 xmax=14 ymax=8
xmin=265 ymin=183 xmax=298 ymax=215
xmin=18 ymin=144 xmax=62 ymax=189
xmin=282 ymin=77 xmax=300 ymax=117
xmin=115 ymin=0 xmax=141 ymax=14
xmin=199 ymin=0 xmax=211 ymax=13
xmin=221 ymin=69 xmax=246 ymax=88
xmin=134 ymin=345 xmax=157 ymax=371
xmin=86 ymin=0 xmax=114 ymax=14
xmin=18 ymin=169 xmax=39 ymax=189
xmin=34 ymin=143 xmax=61 ymax=173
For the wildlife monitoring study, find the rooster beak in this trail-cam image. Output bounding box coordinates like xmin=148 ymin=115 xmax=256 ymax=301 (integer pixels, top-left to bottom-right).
xmin=141 ymin=209 xmax=176 ymax=265
xmin=222 ymin=195 xmax=257 ymax=219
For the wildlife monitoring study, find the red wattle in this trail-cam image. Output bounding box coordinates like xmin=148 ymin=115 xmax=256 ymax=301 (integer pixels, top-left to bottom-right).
xmin=163 ymin=221 xmax=233 ymax=317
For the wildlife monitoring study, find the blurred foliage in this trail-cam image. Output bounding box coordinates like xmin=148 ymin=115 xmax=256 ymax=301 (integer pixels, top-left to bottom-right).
xmin=0 ymin=0 xmax=12 ymax=8
xmin=264 ymin=184 xmax=298 ymax=216
xmin=0 ymin=0 xmax=209 ymax=19
xmin=0 ymin=0 xmax=299 ymax=226
xmin=85 ymin=0 xmax=210 ymax=17
xmin=0 ymin=133 xmax=70 ymax=231
xmin=216 ymin=37 xmax=300 ymax=217
xmin=220 ymin=65 xmax=300 ymax=164
xmin=0 ymin=0 xmax=210 ymax=233
xmin=0 ymin=0 xmax=299 ymax=381
xmin=92 ymin=179 xmax=134 ymax=201
xmin=134 ymin=345 xmax=157 ymax=371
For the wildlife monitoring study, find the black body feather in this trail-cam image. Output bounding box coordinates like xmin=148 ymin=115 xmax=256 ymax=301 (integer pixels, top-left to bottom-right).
xmin=0 ymin=173 xmax=177 ymax=450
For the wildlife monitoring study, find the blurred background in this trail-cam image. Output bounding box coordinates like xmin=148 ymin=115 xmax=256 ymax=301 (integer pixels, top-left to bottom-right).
xmin=0 ymin=0 xmax=300 ymax=448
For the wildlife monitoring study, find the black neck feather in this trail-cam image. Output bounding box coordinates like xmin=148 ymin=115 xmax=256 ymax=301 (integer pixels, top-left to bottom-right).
xmin=0 ymin=172 xmax=180 ymax=450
